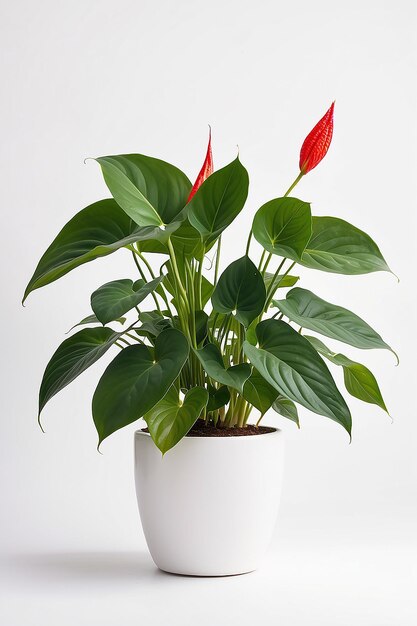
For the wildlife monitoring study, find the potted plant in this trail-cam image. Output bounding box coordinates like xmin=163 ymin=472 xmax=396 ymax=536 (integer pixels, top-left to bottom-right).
xmin=24 ymin=103 xmax=395 ymax=576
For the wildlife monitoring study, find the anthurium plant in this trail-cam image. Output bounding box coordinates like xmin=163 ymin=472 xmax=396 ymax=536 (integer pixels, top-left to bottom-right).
xmin=24 ymin=104 xmax=396 ymax=453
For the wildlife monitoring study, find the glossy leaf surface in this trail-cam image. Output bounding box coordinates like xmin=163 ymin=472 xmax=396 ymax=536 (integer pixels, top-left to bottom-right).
xmin=252 ymin=197 xmax=312 ymax=260
xmin=243 ymin=370 xmax=279 ymax=416
xmin=39 ymin=327 xmax=121 ymax=417
xmin=305 ymin=335 xmax=388 ymax=412
xmin=243 ymin=320 xmax=352 ymax=435
xmin=299 ymin=217 xmax=391 ymax=274
xmin=96 ymin=154 xmax=191 ymax=227
xmin=274 ymin=287 xmax=394 ymax=353
xmin=93 ymin=329 xmax=189 ymax=445
xmin=194 ymin=343 xmax=251 ymax=393
xmin=91 ymin=276 xmax=163 ymax=325
xmin=187 ymin=158 xmax=249 ymax=246
xmin=272 ymin=396 xmax=300 ymax=426
xmin=211 ymin=256 xmax=266 ymax=326
xmin=144 ymin=386 xmax=208 ymax=453
xmin=23 ymin=199 xmax=177 ymax=302
xmin=207 ymin=385 xmax=230 ymax=412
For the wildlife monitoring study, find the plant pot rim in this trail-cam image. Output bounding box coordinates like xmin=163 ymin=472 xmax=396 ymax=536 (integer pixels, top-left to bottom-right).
xmin=134 ymin=426 xmax=281 ymax=440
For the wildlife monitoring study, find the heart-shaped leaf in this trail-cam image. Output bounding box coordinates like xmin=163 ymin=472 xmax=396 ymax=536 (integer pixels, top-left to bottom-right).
xmin=187 ymin=158 xmax=249 ymax=246
xmin=207 ymin=385 xmax=230 ymax=412
xmin=274 ymin=287 xmax=395 ymax=354
xmin=211 ymin=256 xmax=266 ymax=327
xmin=91 ymin=276 xmax=163 ymax=325
xmin=144 ymin=386 xmax=209 ymax=453
xmin=193 ymin=343 xmax=251 ymax=393
xmin=39 ymin=327 xmax=121 ymax=419
xmin=243 ymin=370 xmax=279 ymax=416
xmin=92 ymin=329 xmax=189 ymax=445
xmin=305 ymin=335 xmax=388 ymax=413
xmin=96 ymin=154 xmax=191 ymax=227
xmin=272 ymin=396 xmax=299 ymax=426
xmin=298 ymin=216 xmax=392 ymax=274
xmin=23 ymin=199 xmax=178 ymax=302
xmin=252 ymin=197 xmax=312 ymax=260
xmin=243 ymin=320 xmax=352 ymax=435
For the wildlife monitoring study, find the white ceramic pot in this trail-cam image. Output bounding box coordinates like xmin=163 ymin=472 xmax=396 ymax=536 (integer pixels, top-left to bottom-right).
xmin=134 ymin=427 xmax=284 ymax=576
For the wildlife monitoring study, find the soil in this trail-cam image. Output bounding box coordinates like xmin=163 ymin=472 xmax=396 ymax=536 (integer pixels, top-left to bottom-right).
xmin=142 ymin=419 xmax=276 ymax=438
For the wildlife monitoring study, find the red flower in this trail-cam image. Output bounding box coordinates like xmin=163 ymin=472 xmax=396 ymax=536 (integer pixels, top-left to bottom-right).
xmin=299 ymin=102 xmax=335 ymax=174
xmin=188 ymin=127 xmax=213 ymax=202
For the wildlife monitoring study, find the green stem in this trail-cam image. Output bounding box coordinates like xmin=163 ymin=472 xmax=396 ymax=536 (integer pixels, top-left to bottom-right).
xmin=265 ymin=257 xmax=286 ymax=302
xmin=131 ymin=250 xmax=162 ymax=314
xmin=245 ymin=231 xmax=252 ymax=256
xmin=284 ymin=171 xmax=304 ymax=197
xmin=167 ymin=239 xmax=188 ymax=307
xmin=214 ymin=236 xmax=222 ymax=286
xmin=264 ymin=260 xmax=296 ymax=311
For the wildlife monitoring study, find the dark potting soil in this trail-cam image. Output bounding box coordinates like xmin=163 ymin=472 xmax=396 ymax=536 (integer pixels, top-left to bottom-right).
xmin=142 ymin=419 xmax=276 ymax=438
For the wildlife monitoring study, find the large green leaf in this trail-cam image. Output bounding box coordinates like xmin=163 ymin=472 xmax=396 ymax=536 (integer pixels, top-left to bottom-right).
xmin=144 ymin=386 xmax=209 ymax=453
xmin=92 ymin=329 xmax=189 ymax=445
xmin=243 ymin=370 xmax=279 ymax=416
xmin=274 ymin=287 xmax=394 ymax=354
xmin=39 ymin=327 xmax=121 ymax=418
xmin=95 ymin=154 xmax=191 ymax=227
xmin=305 ymin=336 xmax=388 ymax=413
xmin=91 ymin=276 xmax=163 ymax=325
xmin=243 ymin=320 xmax=352 ymax=435
xmin=23 ymin=199 xmax=178 ymax=302
xmin=187 ymin=158 xmax=249 ymax=246
xmin=252 ymin=197 xmax=312 ymax=260
xmin=272 ymin=396 xmax=300 ymax=427
xmin=211 ymin=256 xmax=266 ymax=326
xmin=298 ymin=216 xmax=391 ymax=274
xmin=193 ymin=343 xmax=251 ymax=393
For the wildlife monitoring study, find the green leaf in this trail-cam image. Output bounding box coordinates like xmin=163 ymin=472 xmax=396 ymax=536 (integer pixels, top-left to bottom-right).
xmin=144 ymin=385 xmax=209 ymax=453
xmin=135 ymin=311 xmax=172 ymax=339
xmin=274 ymin=287 xmax=394 ymax=354
xmin=298 ymin=216 xmax=391 ymax=274
xmin=193 ymin=343 xmax=251 ymax=393
xmin=252 ymin=197 xmax=312 ymax=260
xmin=243 ymin=320 xmax=352 ymax=435
xmin=67 ymin=314 xmax=126 ymax=333
xmin=195 ymin=310 xmax=209 ymax=344
xmin=187 ymin=158 xmax=249 ymax=246
xmin=243 ymin=370 xmax=279 ymax=415
xmin=92 ymin=329 xmax=189 ymax=445
xmin=305 ymin=335 xmax=388 ymax=413
xmin=201 ymin=276 xmax=214 ymax=308
xmin=91 ymin=276 xmax=163 ymax=325
xmin=211 ymin=256 xmax=266 ymax=326
xmin=170 ymin=218 xmax=205 ymax=259
xmin=264 ymin=272 xmax=300 ymax=291
xmin=272 ymin=396 xmax=300 ymax=427
xmin=23 ymin=199 xmax=177 ymax=303
xmin=207 ymin=385 xmax=230 ymax=412
xmin=39 ymin=327 xmax=121 ymax=418
xmin=95 ymin=154 xmax=191 ymax=227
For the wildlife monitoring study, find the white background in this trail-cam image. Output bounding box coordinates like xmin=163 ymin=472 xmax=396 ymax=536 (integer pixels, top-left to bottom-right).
xmin=1 ymin=0 xmax=416 ymax=624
